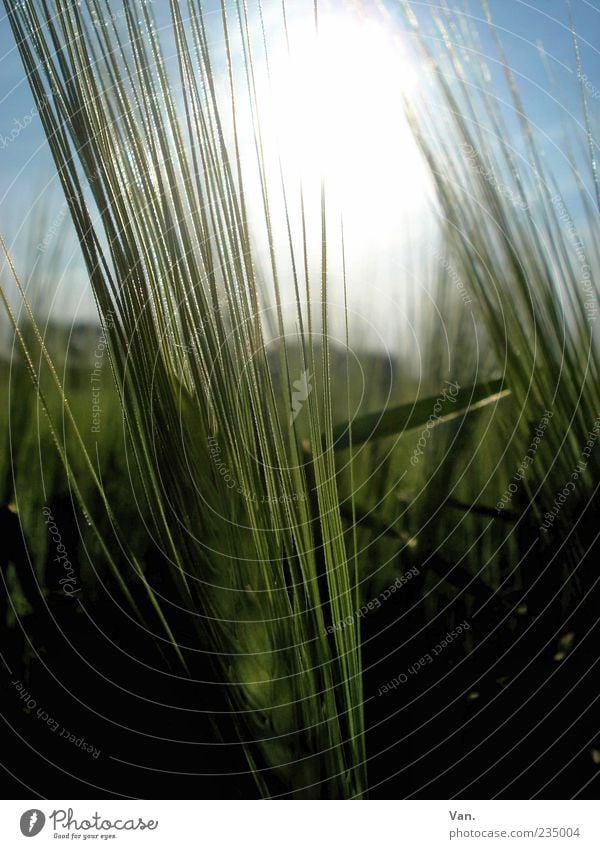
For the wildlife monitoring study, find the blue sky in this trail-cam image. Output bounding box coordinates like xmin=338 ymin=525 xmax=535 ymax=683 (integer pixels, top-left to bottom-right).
xmin=0 ymin=0 xmax=598 ymax=323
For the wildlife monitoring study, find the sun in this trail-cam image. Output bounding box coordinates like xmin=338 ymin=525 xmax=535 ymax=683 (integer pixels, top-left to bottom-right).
xmin=231 ymin=2 xmax=435 ymax=347
xmin=266 ymin=7 xmax=420 ymax=195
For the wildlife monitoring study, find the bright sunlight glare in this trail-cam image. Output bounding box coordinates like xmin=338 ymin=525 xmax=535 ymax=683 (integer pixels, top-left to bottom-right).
xmin=267 ymin=9 xmax=421 ymax=209
xmin=238 ymin=2 xmax=436 ymax=349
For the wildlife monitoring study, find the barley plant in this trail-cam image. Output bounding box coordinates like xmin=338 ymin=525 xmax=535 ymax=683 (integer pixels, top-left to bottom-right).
xmin=1 ymin=0 xmax=598 ymax=799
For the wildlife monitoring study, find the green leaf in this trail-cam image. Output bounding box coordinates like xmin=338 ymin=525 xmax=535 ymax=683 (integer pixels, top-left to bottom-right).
xmin=328 ymin=379 xmax=509 ymax=450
